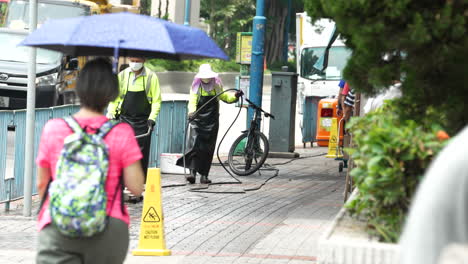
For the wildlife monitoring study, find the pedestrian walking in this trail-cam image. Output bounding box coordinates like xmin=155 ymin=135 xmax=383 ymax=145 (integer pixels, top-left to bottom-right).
xmin=176 ymin=64 xmax=242 ymax=184
xmin=338 ymin=81 xmax=355 ymax=122
xmin=106 ymin=57 xmax=162 ymax=180
xmin=36 ymin=58 xmax=145 ymax=264
xmin=336 ymin=79 xmax=346 ymax=117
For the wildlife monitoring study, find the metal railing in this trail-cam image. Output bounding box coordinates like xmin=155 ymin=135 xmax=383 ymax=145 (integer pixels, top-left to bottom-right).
xmin=0 ymin=100 xmax=187 ymax=208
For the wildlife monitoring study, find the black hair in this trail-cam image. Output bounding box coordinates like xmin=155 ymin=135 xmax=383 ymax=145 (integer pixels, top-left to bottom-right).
xmin=75 ymin=58 xmax=119 ymax=113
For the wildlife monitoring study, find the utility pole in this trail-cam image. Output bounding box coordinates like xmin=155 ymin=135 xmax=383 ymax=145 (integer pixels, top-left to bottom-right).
xmin=184 ymin=0 xmax=191 ymax=25
xmin=24 ymin=0 xmax=37 ymax=217
xmin=248 ymin=0 xmax=266 ymax=125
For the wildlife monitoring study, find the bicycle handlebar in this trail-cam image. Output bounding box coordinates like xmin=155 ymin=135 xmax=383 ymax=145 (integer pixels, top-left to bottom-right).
xmin=244 ymin=98 xmax=275 ymax=119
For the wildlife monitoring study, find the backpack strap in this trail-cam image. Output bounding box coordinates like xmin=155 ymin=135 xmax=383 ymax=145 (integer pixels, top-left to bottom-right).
xmin=106 ymin=173 xmax=125 ymax=218
xmin=118 ymin=173 xmax=125 ymax=215
xmin=37 ymin=180 xmax=52 ymax=215
xmin=63 ymin=116 xmax=84 ymax=134
xmin=97 ymin=119 xmax=119 ymax=138
xmin=38 ymin=117 xmax=80 ymax=215
xmin=63 ymin=116 xmax=118 ymax=137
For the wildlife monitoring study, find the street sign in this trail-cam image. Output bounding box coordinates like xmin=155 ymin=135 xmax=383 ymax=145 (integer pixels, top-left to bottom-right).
xmin=235 ymin=32 xmax=253 ymax=64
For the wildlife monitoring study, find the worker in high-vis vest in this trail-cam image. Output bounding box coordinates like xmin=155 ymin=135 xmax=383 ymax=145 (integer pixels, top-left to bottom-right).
xmin=107 ymin=57 xmax=162 ymax=179
xmin=176 ymin=64 xmax=242 ymax=184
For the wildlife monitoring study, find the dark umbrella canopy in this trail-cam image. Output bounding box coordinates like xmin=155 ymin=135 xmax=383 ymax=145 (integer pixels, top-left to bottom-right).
xmin=20 ymin=12 xmax=228 ymax=61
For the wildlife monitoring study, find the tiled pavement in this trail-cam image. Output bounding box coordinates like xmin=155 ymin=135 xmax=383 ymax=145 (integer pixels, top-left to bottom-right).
xmin=0 ymin=147 xmax=345 ymax=263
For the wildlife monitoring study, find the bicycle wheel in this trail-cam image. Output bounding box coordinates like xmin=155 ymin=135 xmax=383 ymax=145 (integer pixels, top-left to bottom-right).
xmin=228 ymin=131 xmax=269 ymax=176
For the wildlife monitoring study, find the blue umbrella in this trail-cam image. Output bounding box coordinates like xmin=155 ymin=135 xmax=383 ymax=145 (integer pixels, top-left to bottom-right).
xmin=20 ymin=12 xmax=228 ymax=62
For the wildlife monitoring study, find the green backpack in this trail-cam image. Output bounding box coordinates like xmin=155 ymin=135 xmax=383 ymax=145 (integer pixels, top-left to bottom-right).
xmin=48 ymin=117 xmax=118 ymax=237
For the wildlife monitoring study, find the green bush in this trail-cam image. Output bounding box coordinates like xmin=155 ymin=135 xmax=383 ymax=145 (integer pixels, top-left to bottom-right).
xmin=268 ymin=60 xmax=297 ymax=73
xmin=345 ymin=101 xmax=448 ymax=243
xmin=146 ymin=58 xmax=240 ymax=73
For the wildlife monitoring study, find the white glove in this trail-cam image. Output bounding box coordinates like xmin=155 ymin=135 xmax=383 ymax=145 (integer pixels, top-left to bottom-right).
xmin=106 ymin=112 xmax=115 ymax=119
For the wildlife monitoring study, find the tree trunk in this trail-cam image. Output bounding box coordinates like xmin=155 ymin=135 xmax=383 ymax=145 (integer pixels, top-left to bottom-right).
xmin=158 ymin=0 xmax=162 ymax=18
xmin=209 ymin=0 xmax=216 ymax=38
xmin=265 ymin=0 xmax=288 ymax=65
xmin=165 ymin=0 xmax=169 ymax=19
xmin=223 ymin=17 xmax=231 ymax=50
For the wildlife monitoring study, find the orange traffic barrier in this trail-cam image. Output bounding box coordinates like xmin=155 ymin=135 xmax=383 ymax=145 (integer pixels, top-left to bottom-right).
xmin=315 ymin=98 xmax=344 ymax=147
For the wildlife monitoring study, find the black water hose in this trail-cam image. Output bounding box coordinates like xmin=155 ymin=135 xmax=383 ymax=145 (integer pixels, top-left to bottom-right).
xmin=181 ymin=88 xmax=239 ymax=177
xmin=183 ymin=89 xmax=283 ymax=194
xmin=188 ymin=94 xmax=246 ymax=194
xmin=163 ymin=90 xmax=238 ymax=189
xmin=183 ymin=89 xmax=247 ymax=193
xmin=168 ymin=89 xmax=324 ymax=194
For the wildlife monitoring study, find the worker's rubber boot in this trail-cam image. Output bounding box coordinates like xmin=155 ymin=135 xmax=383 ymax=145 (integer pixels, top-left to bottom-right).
xmin=186 ymin=169 xmax=196 ymax=184
xmin=200 ymin=175 xmax=211 ymax=184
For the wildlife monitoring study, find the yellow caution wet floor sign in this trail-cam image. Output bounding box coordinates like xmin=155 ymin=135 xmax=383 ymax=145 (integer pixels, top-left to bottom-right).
xmin=326 ymin=118 xmax=343 ymax=159
xmin=132 ymin=168 xmax=171 ymax=256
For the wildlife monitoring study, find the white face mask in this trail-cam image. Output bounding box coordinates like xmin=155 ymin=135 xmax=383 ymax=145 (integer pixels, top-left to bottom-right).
xmin=201 ymin=78 xmax=212 ymax=83
xmin=129 ymin=62 xmax=144 ymax=72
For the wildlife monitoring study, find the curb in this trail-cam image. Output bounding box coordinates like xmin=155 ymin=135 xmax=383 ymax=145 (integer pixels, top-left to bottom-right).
xmin=317 ymin=190 xmax=400 ymax=264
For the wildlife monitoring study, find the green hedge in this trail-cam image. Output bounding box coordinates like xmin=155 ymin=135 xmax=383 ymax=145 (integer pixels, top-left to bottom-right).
xmin=268 ymin=60 xmax=297 ymax=73
xmin=146 ymin=58 xmax=298 ymax=74
xmin=146 ymin=59 xmax=240 ymax=73
xmin=345 ymin=101 xmax=448 ymax=242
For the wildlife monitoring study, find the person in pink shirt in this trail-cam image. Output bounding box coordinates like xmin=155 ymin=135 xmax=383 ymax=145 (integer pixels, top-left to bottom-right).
xmin=35 ymin=58 xmax=145 ymax=263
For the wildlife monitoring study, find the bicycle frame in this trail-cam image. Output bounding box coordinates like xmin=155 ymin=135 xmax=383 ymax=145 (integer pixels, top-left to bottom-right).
xmin=246 ymin=108 xmax=262 ymax=136
xmin=227 ymin=96 xmax=275 ymax=176
xmin=243 ymin=109 xmax=262 ymax=169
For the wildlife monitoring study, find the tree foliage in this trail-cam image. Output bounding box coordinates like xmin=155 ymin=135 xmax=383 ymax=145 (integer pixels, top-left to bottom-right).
xmin=201 ymin=0 xmax=303 ymax=64
xmin=147 ymin=58 xmax=240 ymax=72
xmin=305 ymin=0 xmax=468 ymax=133
xmin=201 ymin=0 xmax=255 ymax=57
xmin=139 ymin=0 xmax=151 ymax=15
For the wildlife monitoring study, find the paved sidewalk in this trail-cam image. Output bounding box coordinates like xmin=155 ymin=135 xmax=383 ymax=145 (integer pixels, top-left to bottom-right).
xmin=0 ymin=147 xmax=345 ymax=263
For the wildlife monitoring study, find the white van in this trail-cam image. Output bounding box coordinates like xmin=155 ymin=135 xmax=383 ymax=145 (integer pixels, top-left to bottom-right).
xmin=295 ymin=13 xmax=351 ymax=110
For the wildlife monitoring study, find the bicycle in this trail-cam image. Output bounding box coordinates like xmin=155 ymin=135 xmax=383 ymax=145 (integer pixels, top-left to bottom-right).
xmin=227 ymin=97 xmax=275 ymax=176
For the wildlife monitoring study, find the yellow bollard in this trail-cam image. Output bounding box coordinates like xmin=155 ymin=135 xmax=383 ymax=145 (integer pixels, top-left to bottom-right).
xmin=326 ymin=118 xmax=343 ymax=159
xmin=132 ymin=168 xmax=171 ymax=256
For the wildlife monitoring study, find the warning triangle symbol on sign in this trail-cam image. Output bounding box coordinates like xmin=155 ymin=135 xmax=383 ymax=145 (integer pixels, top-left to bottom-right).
xmin=143 ymin=206 xmax=161 ymax=222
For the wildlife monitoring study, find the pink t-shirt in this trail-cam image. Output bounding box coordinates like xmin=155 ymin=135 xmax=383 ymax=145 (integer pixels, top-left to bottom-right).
xmin=36 ymin=116 xmax=143 ymax=231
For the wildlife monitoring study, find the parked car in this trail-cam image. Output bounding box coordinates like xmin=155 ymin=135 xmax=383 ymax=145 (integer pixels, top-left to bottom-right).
xmin=0 ymin=28 xmax=79 ymax=109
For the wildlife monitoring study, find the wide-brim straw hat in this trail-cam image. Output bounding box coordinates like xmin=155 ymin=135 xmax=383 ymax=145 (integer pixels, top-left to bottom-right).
xmin=195 ymin=63 xmax=219 ymax=79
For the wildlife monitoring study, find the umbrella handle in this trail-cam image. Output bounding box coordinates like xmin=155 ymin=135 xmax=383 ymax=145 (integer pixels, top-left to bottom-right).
xmin=113 ymin=40 xmax=123 ymax=74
